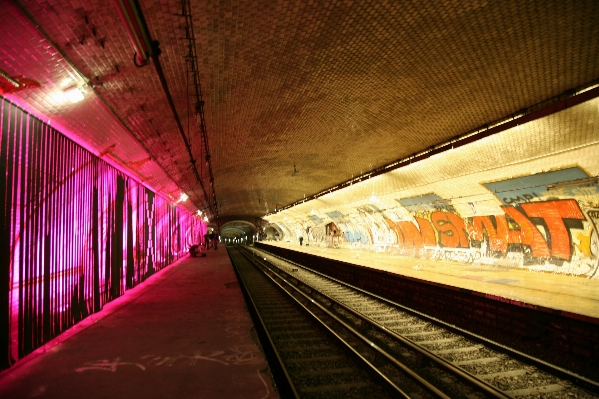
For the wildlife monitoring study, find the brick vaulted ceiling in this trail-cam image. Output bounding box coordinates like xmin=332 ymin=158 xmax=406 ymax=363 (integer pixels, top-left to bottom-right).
xmin=1 ymin=0 xmax=598 ymax=222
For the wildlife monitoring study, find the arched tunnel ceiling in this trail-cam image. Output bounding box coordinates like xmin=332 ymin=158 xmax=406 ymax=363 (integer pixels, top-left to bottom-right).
xmin=1 ymin=1 xmax=598 ymax=222
xmin=219 ymin=226 xmax=247 ymax=239
xmin=219 ymin=220 xmax=256 ymax=239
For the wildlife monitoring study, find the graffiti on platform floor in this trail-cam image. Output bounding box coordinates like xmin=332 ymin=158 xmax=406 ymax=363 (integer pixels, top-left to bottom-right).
xmin=75 ymin=357 xmax=146 ymax=373
xmin=76 ymin=346 xmax=263 ymax=373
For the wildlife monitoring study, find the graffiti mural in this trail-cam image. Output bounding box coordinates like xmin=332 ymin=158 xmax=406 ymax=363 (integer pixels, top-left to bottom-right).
xmin=266 ymin=168 xmax=599 ymax=279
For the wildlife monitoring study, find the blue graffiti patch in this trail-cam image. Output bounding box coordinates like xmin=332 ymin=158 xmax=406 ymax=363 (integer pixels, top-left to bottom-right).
xmin=483 ymin=167 xmax=589 ymax=205
xmin=343 ymin=229 xmax=367 ymax=243
xmin=396 ymin=193 xmax=455 ymax=212
xmin=397 ymin=193 xmax=443 ymax=207
xmin=308 ymin=214 xmax=323 ymax=224
xmin=326 ymin=211 xmax=344 ymax=220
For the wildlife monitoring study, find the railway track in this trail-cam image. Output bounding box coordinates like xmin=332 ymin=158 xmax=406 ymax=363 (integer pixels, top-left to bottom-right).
xmin=228 ymin=246 xmax=397 ymax=398
xmin=231 ymin=245 xmax=599 ymax=398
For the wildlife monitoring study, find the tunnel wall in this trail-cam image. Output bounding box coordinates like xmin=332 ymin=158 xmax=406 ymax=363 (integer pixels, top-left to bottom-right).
xmin=0 ymin=97 xmax=205 ymax=370
xmin=265 ymin=97 xmax=599 ymax=280
xmin=270 ymin=191 xmax=599 ymax=278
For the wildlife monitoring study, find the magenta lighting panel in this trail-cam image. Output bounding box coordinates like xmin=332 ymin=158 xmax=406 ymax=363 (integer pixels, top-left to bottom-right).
xmin=0 ymin=97 xmax=204 ymax=369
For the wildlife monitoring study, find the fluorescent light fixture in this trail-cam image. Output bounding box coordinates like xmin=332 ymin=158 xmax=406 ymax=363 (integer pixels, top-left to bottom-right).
xmin=59 ymin=77 xmax=73 ymax=88
xmin=176 ymin=192 xmax=189 ymax=203
xmin=64 ymin=86 xmax=84 ymax=103
xmin=50 ymin=91 xmax=68 ymax=104
xmin=547 ymin=177 xmax=598 ymax=191
xmin=111 ymin=0 xmax=153 ymax=65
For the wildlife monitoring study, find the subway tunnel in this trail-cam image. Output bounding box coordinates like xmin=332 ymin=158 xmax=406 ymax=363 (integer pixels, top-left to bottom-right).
xmin=0 ymin=0 xmax=599 ymax=397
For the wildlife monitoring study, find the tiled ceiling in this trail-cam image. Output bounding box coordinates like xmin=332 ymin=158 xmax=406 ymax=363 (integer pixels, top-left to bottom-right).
xmin=1 ymin=0 xmax=598 ymax=221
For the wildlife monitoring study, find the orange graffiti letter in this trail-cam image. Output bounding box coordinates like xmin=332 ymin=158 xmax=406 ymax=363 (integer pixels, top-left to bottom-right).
xmin=502 ymin=206 xmax=551 ymax=258
xmin=446 ymin=212 xmax=470 ymax=248
xmin=468 ymin=216 xmax=508 ymax=253
xmin=520 ymin=200 xmax=585 ymax=260
xmin=415 ymin=217 xmax=437 ymax=246
xmin=398 ymin=221 xmax=424 ymax=252
xmin=384 ymin=218 xmax=404 ymax=247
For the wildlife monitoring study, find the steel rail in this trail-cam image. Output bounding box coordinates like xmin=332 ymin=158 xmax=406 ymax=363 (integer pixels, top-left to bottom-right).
xmin=239 ymin=247 xmax=450 ymax=398
xmin=227 ymin=248 xmax=300 ymax=399
xmin=257 ymin=246 xmax=599 ymax=395
xmin=256 ymin=255 xmax=512 ymax=398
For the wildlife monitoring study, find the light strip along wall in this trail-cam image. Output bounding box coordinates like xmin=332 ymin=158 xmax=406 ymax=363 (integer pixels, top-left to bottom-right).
xmin=0 ymin=96 xmax=205 ymax=370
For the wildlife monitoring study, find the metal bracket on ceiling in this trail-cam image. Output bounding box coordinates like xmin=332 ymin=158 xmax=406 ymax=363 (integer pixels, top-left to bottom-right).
xmin=178 ymin=0 xmax=218 ymax=220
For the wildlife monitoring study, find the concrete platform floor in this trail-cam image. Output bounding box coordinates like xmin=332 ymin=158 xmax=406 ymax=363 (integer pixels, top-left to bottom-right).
xmin=0 ymin=249 xmax=278 ymax=399
xmin=260 ymin=241 xmax=599 ymax=321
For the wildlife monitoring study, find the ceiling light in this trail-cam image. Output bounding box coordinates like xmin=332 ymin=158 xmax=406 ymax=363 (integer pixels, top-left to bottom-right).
xmin=112 ymin=0 xmax=153 ymax=65
xmin=196 ymin=210 xmax=202 ymax=216
xmin=176 ymin=192 xmax=189 ymax=203
xmin=203 ymin=216 xmax=209 ymax=222
xmin=547 ymin=177 xmax=598 ymax=191
xmin=59 ymin=77 xmax=73 ymax=88
xmin=64 ymin=86 xmax=84 ymax=103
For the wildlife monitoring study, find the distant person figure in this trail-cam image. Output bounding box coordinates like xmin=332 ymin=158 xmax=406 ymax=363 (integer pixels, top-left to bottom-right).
xmin=299 ymin=236 xmax=303 ymax=246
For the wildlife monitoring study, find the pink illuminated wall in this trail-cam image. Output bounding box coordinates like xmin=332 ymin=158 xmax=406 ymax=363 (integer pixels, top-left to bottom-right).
xmin=0 ymin=97 xmax=204 ymax=369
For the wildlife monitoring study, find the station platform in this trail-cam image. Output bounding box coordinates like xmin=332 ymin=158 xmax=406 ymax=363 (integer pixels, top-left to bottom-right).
xmin=259 ymin=241 xmax=599 ymax=322
xmin=0 ymin=250 xmax=278 ymax=399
